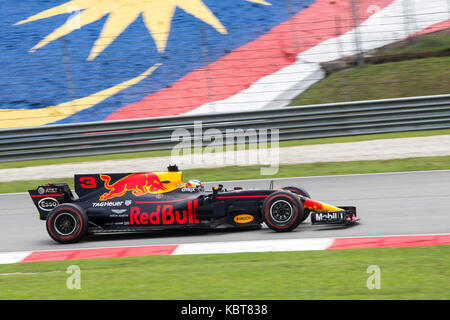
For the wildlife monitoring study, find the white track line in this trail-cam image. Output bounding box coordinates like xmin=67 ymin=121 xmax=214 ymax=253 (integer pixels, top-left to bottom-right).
xmin=0 ymin=251 xmax=32 ymax=264
xmin=172 ymin=238 xmax=334 ymax=255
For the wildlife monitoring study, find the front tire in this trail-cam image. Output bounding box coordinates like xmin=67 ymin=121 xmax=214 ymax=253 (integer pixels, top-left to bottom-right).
xmin=282 ymin=186 xmax=311 ymax=222
xmin=262 ymin=191 xmax=304 ymax=232
xmin=46 ymin=203 xmax=88 ymax=244
xmin=282 ymin=186 xmax=310 ymax=198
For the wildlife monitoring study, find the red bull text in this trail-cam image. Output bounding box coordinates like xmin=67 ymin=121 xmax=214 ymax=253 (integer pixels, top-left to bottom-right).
xmin=130 ymin=200 xmax=199 ymax=226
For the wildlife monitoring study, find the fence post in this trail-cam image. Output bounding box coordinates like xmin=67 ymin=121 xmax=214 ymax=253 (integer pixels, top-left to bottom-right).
xmin=335 ymin=15 xmax=351 ymax=102
xmin=350 ymin=0 xmax=365 ymax=67
xmin=447 ymin=0 xmax=450 ymax=23
xmin=200 ymin=26 xmax=215 ymax=112
xmin=60 ymin=37 xmax=78 ymax=123
xmin=285 ymin=0 xmax=299 ymax=53
xmin=402 ymin=0 xmax=412 ymax=42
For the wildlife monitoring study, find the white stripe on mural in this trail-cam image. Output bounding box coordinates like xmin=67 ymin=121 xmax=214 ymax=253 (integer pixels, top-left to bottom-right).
xmin=188 ymin=0 xmax=448 ymax=115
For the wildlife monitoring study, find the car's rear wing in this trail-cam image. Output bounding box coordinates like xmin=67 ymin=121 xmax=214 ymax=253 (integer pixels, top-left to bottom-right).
xmin=28 ymin=183 xmax=75 ymax=220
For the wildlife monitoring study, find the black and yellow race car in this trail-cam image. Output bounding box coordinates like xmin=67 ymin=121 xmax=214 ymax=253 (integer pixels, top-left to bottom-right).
xmin=29 ymin=165 xmax=359 ymax=243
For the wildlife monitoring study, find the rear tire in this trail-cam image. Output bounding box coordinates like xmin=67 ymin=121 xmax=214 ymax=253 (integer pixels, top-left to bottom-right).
xmin=46 ymin=203 xmax=88 ymax=244
xmin=282 ymin=186 xmax=311 ymax=222
xmin=262 ymin=191 xmax=304 ymax=232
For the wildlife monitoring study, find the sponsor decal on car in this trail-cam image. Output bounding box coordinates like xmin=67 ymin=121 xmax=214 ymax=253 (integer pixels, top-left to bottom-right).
xmin=99 ymin=173 xmax=167 ymax=201
xmin=314 ymin=212 xmax=345 ymax=222
xmin=303 ymin=199 xmax=343 ymax=212
xmin=181 ymin=187 xmax=197 ymax=193
xmin=130 ymin=200 xmax=199 ymax=225
xmin=38 ymin=186 xmax=59 ymax=194
xmin=125 ymin=200 xmax=132 ymax=206
xmin=234 ymin=214 xmax=254 ymax=224
xmin=38 ymin=197 xmax=59 ymax=211
xmin=110 ymin=215 xmax=128 ymax=219
xmin=111 ymin=209 xmax=127 ymax=214
xmin=92 ymin=201 xmax=124 ymax=207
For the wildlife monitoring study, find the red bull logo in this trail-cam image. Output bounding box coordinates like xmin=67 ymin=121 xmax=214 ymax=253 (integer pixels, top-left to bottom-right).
xmin=100 ymin=173 xmax=166 ymax=201
xmin=130 ymin=200 xmax=199 ymax=226
xmin=303 ymin=198 xmax=343 ymax=212
xmin=303 ymin=199 xmax=324 ymax=211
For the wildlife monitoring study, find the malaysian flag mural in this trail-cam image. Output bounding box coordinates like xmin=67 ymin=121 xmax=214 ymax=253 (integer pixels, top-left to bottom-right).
xmin=0 ymin=0 xmax=448 ymax=128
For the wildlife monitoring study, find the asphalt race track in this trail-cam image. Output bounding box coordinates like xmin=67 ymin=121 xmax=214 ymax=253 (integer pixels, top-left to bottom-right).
xmin=0 ymin=170 xmax=449 ymax=252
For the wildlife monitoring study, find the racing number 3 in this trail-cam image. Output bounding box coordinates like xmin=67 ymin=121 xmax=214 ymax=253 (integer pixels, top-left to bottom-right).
xmin=80 ymin=176 xmax=97 ymax=189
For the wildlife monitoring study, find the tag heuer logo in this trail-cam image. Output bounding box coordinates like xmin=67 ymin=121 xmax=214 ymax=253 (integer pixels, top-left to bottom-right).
xmin=125 ymin=200 xmax=132 ymax=206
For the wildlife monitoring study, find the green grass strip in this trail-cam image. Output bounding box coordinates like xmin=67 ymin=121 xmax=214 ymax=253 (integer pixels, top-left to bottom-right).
xmin=374 ymin=31 xmax=450 ymax=56
xmin=290 ymin=56 xmax=450 ymax=105
xmin=0 ymin=245 xmax=449 ymax=299
xmin=2 ymin=155 xmax=450 ymax=194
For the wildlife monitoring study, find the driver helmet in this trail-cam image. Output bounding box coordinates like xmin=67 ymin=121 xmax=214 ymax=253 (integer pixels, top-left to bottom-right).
xmin=186 ymin=179 xmax=204 ymax=190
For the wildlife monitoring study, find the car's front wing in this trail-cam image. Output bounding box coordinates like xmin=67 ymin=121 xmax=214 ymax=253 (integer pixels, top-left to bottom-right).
xmin=311 ymin=206 xmax=359 ymax=225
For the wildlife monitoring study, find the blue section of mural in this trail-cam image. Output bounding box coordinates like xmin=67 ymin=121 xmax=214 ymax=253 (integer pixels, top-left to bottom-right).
xmin=0 ymin=0 xmax=315 ymax=124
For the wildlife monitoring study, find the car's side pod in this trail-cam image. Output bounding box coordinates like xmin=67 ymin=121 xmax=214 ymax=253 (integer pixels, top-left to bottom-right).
xmin=28 ymin=183 xmax=75 ymax=220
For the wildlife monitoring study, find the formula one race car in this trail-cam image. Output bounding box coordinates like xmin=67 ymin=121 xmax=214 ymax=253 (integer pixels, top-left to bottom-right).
xmin=29 ymin=165 xmax=359 ymax=243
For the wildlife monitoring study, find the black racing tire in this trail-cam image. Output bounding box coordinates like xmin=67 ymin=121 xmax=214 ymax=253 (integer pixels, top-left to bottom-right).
xmin=46 ymin=203 xmax=88 ymax=244
xmin=262 ymin=191 xmax=304 ymax=232
xmin=282 ymin=186 xmax=310 ymax=198
xmin=282 ymin=186 xmax=311 ymax=222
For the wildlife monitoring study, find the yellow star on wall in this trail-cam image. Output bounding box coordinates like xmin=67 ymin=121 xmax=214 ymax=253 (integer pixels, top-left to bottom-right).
xmin=16 ymin=0 xmax=271 ymax=60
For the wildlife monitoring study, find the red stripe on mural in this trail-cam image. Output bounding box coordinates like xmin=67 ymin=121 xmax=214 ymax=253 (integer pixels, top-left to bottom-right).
xmin=327 ymin=234 xmax=450 ymax=250
xmin=410 ymin=19 xmax=450 ymax=37
xmin=105 ymin=0 xmax=394 ymax=120
xmin=20 ymin=245 xmax=178 ymax=263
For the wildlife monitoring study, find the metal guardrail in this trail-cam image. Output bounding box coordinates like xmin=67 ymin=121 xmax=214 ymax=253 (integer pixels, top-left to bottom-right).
xmin=1 ymin=94 xmax=449 ymax=162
